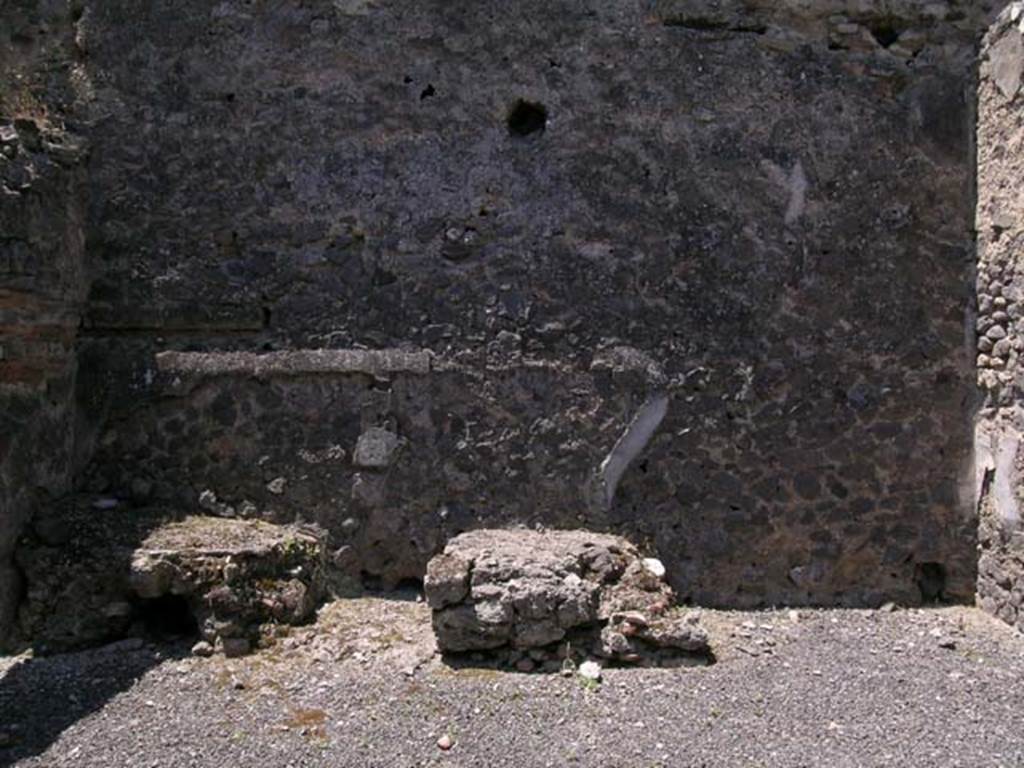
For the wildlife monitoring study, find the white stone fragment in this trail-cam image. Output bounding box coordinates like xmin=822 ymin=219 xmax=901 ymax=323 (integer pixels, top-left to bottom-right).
xmin=578 ymin=660 xmax=602 ymax=682
xmin=353 ymin=427 xmax=402 ymax=468
xmin=643 ymin=558 xmax=666 ymax=579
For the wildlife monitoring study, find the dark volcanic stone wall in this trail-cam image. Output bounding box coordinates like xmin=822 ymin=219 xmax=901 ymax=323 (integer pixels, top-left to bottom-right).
xmin=0 ymin=0 xmax=89 ymax=646
xmin=975 ymin=3 xmax=1024 ymax=629
xmin=22 ymin=0 xmax=997 ymax=614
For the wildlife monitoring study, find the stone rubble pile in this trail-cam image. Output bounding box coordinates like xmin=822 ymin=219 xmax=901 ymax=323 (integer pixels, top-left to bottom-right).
xmin=424 ymin=529 xmax=711 ymax=668
xmin=16 ymin=503 xmax=326 ymax=656
xmin=129 ymin=516 xmax=327 ymax=656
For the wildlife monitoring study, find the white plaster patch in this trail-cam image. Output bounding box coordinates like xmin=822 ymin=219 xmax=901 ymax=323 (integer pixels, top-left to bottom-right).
xmin=975 ymin=420 xmax=1022 ymax=530
xmin=597 ymin=392 xmax=669 ymax=509
xmin=995 ymin=435 xmax=1021 ymax=528
xmin=784 ymin=160 xmax=808 ymax=226
xmin=991 ymin=32 xmax=1024 ymax=100
xmin=763 ymin=159 xmax=808 ymax=226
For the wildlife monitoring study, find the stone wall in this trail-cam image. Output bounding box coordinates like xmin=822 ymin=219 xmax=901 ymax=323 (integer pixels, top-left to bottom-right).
xmin=975 ymin=2 xmax=1024 ymax=629
xmin=64 ymin=0 xmax=994 ymax=609
xmin=1 ymin=1 xmax=1005 ymax=641
xmin=0 ymin=0 xmax=89 ymax=646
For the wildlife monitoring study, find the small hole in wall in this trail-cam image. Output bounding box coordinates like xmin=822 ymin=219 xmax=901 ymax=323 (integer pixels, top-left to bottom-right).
xmin=914 ymin=562 xmax=946 ymax=603
xmin=420 ymin=84 xmax=436 ymax=100
xmin=224 ymin=92 xmax=236 ymax=103
xmin=507 ymin=99 xmax=547 ymax=137
xmin=361 ymin=571 xmax=384 ymax=591
xmin=395 ymin=577 xmax=424 ymax=594
xmin=261 ymin=307 xmax=272 ymax=328
xmin=136 ymin=595 xmax=198 ymax=640
xmin=867 ymin=20 xmax=901 ymax=49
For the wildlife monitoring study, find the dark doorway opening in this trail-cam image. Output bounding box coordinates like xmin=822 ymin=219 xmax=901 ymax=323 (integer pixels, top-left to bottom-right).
xmin=135 ymin=595 xmax=199 ymax=640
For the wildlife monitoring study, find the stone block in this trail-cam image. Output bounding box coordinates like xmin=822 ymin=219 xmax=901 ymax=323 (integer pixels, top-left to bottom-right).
xmin=425 ymin=529 xmax=710 ymax=664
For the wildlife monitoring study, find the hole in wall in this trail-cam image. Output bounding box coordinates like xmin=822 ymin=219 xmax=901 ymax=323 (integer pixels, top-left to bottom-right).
xmin=420 ymin=84 xmax=436 ymax=100
xmin=360 ymin=570 xmax=384 ymax=591
xmin=507 ymin=99 xmax=547 ymax=137
xmin=372 ymin=266 xmax=397 ymax=286
xmin=866 ymin=20 xmax=901 ymax=49
xmin=135 ymin=595 xmax=198 ymax=640
xmin=394 ymin=577 xmax=424 ymax=592
xmin=914 ymin=562 xmax=946 ymax=603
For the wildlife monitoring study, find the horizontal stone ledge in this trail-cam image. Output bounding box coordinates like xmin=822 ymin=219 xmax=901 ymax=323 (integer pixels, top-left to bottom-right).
xmin=156 ymin=348 xmax=432 ymax=379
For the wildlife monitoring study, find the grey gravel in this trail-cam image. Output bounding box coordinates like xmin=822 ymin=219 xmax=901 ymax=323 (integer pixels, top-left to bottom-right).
xmin=2 ymin=601 xmax=1023 ymax=768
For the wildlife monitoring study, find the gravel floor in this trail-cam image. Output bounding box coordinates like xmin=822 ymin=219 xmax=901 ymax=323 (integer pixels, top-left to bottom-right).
xmin=2 ymin=599 xmax=1023 ymax=768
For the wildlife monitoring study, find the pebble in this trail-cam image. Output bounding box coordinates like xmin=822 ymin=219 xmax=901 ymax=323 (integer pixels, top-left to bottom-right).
xmin=437 ymin=734 xmax=453 ymax=750
xmin=192 ymin=638 xmax=215 ymax=659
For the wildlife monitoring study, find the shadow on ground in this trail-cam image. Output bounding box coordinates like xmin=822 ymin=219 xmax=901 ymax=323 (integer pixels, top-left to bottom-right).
xmin=0 ymin=639 xmax=189 ymax=767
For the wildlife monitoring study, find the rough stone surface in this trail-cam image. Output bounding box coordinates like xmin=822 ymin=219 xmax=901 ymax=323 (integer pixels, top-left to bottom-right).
xmin=425 ymin=529 xmax=710 ymax=663
xmin=0 ymin=112 xmax=88 ymax=647
xmin=975 ymin=3 xmax=1024 ymax=631
xmin=13 ymin=503 xmax=326 ymax=654
xmin=58 ymin=0 xmax=991 ymax=612
xmin=0 ymin=0 xmax=1012 ymax=647
xmin=129 ymin=515 xmax=327 ymax=651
